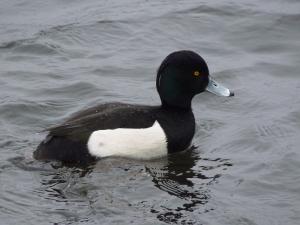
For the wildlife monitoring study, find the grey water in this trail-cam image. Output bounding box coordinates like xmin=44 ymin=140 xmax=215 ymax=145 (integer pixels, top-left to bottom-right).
xmin=1 ymin=0 xmax=300 ymax=224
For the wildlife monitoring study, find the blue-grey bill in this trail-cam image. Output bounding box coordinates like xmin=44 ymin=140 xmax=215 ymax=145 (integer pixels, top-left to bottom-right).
xmin=206 ymin=77 xmax=234 ymax=97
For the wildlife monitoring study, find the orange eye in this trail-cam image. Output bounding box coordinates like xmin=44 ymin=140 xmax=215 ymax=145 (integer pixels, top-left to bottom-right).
xmin=193 ymin=71 xmax=200 ymax=76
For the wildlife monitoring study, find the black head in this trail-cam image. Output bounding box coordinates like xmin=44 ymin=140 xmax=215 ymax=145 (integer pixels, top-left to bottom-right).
xmin=156 ymin=50 xmax=209 ymax=109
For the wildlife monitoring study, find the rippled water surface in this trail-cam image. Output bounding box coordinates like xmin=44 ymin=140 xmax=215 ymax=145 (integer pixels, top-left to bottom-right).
xmin=1 ymin=0 xmax=300 ymax=224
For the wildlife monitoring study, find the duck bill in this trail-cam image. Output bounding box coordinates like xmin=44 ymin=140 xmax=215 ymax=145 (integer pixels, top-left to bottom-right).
xmin=206 ymin=77 xmax=234 ymax=97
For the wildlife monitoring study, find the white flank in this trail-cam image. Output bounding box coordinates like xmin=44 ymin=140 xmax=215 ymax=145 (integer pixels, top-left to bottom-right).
xmin=87 ymin=121 xmax=168 ymax=160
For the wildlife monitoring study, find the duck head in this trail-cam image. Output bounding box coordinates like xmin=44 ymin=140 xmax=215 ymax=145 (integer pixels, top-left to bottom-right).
xmin=156 ymin=50 xmax=233 ymax=109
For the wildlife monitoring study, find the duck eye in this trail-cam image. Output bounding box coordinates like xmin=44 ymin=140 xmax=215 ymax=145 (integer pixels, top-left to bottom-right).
xmin=193 ymin=71 xmax=200 ymax=77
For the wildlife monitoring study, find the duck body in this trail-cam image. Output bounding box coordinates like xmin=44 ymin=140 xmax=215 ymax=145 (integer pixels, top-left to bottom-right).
xmin=34 ymin=102 xmax=195 ymax=164
xmin=34 ymin=50 xmax=233 ymax=164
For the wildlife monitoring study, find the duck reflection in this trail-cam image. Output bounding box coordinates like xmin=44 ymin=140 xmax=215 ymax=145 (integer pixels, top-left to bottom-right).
xmin=145 ymin=147 xmax=232 ymax=223
xmin=29 ymin=148 xmax=231 ymax=224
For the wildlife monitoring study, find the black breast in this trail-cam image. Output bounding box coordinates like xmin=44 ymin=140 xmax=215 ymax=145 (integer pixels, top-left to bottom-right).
xmin=156 ymin=107 xmax=195 ymax=153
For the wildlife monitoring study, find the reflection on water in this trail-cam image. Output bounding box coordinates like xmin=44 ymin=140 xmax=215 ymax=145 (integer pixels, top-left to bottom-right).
xmin=8 ymin=149 xmax=232 ymax=224
xmin=146 ymin=149 xmax=232 ymax=223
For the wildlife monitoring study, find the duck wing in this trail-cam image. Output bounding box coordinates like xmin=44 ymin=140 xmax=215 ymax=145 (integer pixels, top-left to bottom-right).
xmin=46 ymin=102 xmax=157 ymax=141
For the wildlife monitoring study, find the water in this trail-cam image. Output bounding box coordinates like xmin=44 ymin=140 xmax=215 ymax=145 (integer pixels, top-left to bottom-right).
xmin=1 ymin=0 xmax=300 ymax=224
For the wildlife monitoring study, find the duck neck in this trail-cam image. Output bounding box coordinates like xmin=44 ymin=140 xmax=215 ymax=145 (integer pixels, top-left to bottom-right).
xmin=161 ymin=99 xmax=193 ymax=111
